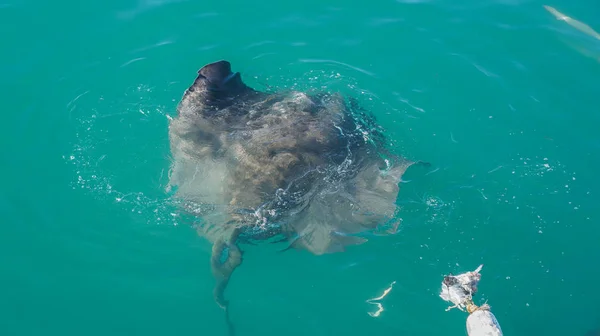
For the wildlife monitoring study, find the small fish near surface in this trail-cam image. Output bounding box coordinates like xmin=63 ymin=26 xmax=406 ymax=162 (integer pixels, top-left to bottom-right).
xmin=165 ymin=60 xmax=429 ymax=332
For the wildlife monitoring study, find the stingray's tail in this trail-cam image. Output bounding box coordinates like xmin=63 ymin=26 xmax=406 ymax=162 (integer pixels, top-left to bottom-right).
xmin=224 ymin=305 xmax=236 ymax=336
xmin=212 ymin=253 xmax=241 ymax=336
xmin=213 ymin=278 xmax=236 ymax=336
xmin=210 ymin=227 xmax=243 ymax=336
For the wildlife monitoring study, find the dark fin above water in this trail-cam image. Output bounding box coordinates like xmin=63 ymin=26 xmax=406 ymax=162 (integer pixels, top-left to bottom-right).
xmin=178 ymin=60 xmax=255 ymax=112
xmin=198 ymin=60 xmax=248 ymax=93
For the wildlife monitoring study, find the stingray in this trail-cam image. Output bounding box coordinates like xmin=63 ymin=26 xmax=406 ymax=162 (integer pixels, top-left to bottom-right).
xmin=166 ymin=60 xmax=427 ymax=322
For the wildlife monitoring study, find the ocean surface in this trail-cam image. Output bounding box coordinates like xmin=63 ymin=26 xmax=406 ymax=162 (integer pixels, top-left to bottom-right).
xmin=2 ymin=0 xmax=600 ymax=335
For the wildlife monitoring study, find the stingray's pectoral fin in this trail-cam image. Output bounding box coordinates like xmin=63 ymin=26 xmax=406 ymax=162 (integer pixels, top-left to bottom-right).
xmin=282 ymin=221 xmax=369 ymax=256
xmin=210 ymin=234 xmax=243 ymax=310
xmin=270 ymin=236 xmax=290 ymax=245
xmin=414 ymin=160 xmax=432 ymax=168
xmin=332 ymin=232 xmax=368 ymax=248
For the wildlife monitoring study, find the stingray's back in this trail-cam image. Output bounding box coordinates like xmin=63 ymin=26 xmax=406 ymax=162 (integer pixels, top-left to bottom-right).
xmin=167 ymin=61 xmax=412 ymax=254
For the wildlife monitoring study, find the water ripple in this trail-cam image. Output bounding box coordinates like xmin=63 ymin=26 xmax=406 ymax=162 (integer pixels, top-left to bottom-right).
xmin=368 ymin=17 xmax=405 ymax=26
xmin=244 ymin=40 xmax=276 ymax=50
xmin=298 ymin=59 xmax=376 ymax=77
xmin=396 ymin=0 xmax=433 ymax=4
xmin=116 ymin=0 xmax=189 ymax=21
xmin=289 ymin=42 xmax=307 ymax=47
xmin=197 ymin=44 xmax=219 ymax=51
xmin=192 ymin=12 xmax=218 ymax=19
xmin=325 ymin=38 xmax=363 ymax=47
xmin=120 ymin=57 xmax=146 ymax=68
xmin=130 ymin=40 xmax=175 ymax=54
xmin=268 ymin=13 xmax=333 ymax=28
xmin=251 ymin=52 xmax=278 ymax=60
xmin=448 ymin=52 xmax=499 ymax=78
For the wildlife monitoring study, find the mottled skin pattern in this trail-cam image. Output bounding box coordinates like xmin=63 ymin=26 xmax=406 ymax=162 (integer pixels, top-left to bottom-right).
xmin=166 ymin=60 xmax=416 ymax=312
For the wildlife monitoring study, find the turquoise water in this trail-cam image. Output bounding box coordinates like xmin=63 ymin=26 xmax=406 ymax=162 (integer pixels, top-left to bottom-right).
xmin=2 ymin=0 xmax=600 ymax=335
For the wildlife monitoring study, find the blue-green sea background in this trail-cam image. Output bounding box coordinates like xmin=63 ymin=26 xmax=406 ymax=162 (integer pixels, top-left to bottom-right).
xmin=2 ymin=0 xmax=600 ymax=335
